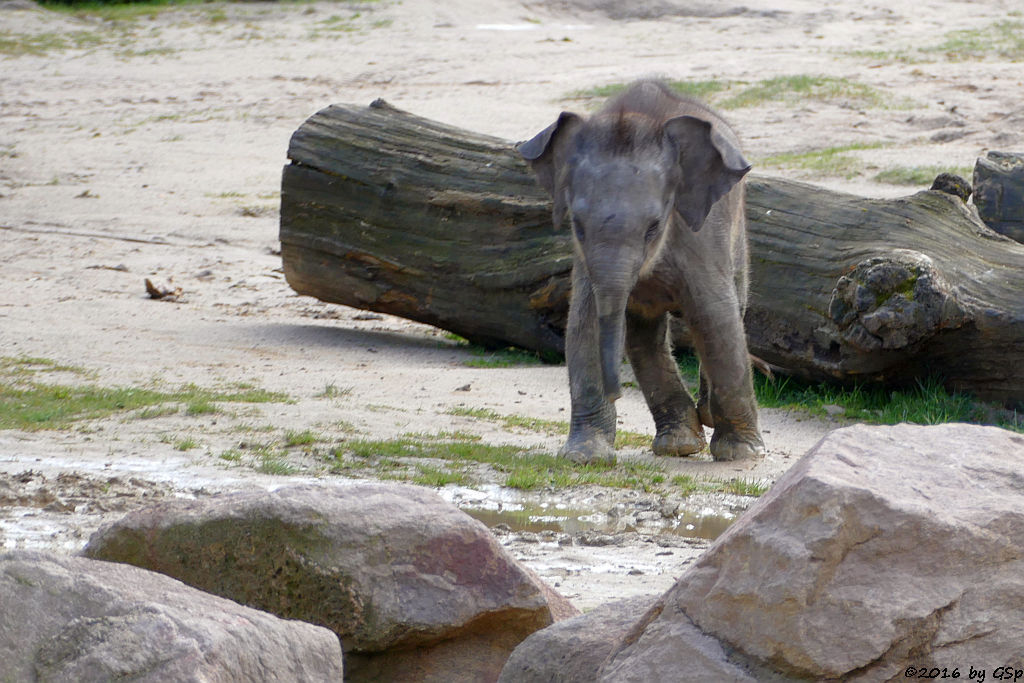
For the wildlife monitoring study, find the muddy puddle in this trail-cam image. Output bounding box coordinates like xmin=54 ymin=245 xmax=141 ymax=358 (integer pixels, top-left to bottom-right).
xmin=442 ymin=485 xmax=746 ymax=543
xmin=466 ymin=505 xmax=733 ymax=540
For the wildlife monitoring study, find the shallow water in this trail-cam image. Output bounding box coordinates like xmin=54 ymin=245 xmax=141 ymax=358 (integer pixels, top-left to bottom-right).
xmin=465 ymin=503 xmax=734 ymax=540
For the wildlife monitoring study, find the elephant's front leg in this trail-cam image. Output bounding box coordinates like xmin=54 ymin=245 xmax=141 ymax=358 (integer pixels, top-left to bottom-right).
xmin=625 ymin=311 xmax=706 ymax=456
xmin=685 ymin=292 xmax=765 ymax=461
xmin=561 ymin=266 xmax=617 ymax=465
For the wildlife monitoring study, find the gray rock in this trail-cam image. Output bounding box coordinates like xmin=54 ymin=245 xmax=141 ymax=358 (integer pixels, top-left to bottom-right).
xmin=974 ymin=151 xmax=1024 ymax=243
xmin=599 ymin=599 xmax=759 ymax=682
xmin=84 ymin=482 xmax=577 ymax=683
xmin=0 ymin=550 xmax=343 ymax=682
xmin=498 ymin=596 xmax=657 ymax=683
xmin=658 ymin=423 xmax=1024 ymax=680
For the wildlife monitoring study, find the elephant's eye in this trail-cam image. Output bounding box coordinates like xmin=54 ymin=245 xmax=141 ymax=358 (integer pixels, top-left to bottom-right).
xmin=572 ymin=219 xmax=585 ymax=243
xmin=644 ymin=220 xmax=661 ymax=242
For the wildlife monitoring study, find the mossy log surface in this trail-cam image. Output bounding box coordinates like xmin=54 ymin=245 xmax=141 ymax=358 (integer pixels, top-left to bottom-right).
xmin=280 ymin=101 xmax=1024 ymax=406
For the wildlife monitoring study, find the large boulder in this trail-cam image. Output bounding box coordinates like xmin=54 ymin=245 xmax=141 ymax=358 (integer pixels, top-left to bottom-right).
xmin=598 ymin=599 xmax=759 ymax=682
xmin=497 ymin=596 xmax=658 ymax=683
xmin=602 ymin=423 xmax=1024 ymax=680
xmin=83 ymin=482 xmax=577 ymax=682
xmin=0 ymin=550 xmax=343 ymax=681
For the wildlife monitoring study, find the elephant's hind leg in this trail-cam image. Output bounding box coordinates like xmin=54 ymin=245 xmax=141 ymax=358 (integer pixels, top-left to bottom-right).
xmin=626 ymin=312 xmax=706 ymax=456
xmin=683 ymin=291 xmax=765 ymax=461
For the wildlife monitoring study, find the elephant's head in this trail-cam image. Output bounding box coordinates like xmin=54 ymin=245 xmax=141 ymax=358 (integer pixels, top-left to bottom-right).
xmin=518 ymin=98 xmax=750 ymax=400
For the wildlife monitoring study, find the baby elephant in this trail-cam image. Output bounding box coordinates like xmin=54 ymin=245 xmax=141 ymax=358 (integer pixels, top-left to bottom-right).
xmin=518 ymin=80 xmax=765 ymax=464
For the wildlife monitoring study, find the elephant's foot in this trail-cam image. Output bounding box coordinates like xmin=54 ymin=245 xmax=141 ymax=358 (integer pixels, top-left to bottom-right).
xmin=709 ymin=427 xmax=765 ymax=461
xmin=652 ymin=425 xmax=706 ymax=457
xmin=559 ymin=430 xmax=616 ymax=465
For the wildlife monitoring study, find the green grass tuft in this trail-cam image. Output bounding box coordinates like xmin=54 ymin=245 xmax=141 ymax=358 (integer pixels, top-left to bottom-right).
xmin=174 ymin=436 xmax=199 ymax=451
xmin=284 ymin=429 xmax=318 ymax=447
xmin=670 ymin=474 xmax=769 ymax=497
xmin=718 ymin=75 xmax=902 ymax=109
xmin=928 ymin=21 xmax=1024 ymax=61
xmin=255 ymin=454 xmax=298 ymax=476
xmin=569 ymin=75 xmax=905 ymax=112
xmin=464 ymin=346 xmax=548 ymax=368
xmin=330 ymin=433 xmax=673 ymax=492
xmin=755 ymin=373 xmax=1021 ymax=432
xmin=873 ymin=166 xmax=973 ymax=186
xmin=757 ymin=142 xmax=886 ymax=179
xmin=0 ymin=357 xmax=288 ymax=431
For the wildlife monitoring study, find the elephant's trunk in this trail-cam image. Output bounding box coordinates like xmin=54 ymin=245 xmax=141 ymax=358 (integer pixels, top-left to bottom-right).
xmin=590 ymin=251 xmax=639 ymax=403
xmin=598 ymin=312 xmax=625 ymax=401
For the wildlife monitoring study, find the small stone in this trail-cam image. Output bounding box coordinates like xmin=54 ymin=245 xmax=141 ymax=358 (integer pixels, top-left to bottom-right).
xmin=823 ymin=404 xmax=845 ymax=417
xmin=930 ymin=172 xmax=972 ymax=201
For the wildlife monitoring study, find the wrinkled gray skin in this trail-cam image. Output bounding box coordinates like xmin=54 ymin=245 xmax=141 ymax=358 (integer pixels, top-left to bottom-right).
xmin=518 ymin=80 xmax=765 ymax=464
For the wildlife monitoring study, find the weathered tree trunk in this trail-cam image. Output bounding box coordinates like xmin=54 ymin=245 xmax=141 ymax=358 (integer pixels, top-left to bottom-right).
xmin=280 ymin=101 xmax=1024 ymax=407
xmin=973 ymin=151 xmax=1024 ymax=244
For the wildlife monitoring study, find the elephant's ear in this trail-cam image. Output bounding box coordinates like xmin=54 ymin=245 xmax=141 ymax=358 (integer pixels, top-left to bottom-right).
xmin=516 ymin=112 xmax=583 ymax=226
xmin=664 ymin=115 xmax=751 ymax=232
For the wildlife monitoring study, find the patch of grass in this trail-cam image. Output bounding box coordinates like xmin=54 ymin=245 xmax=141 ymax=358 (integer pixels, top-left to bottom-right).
xmin=255 ymin=453 xmax=298 ymax=476
xmin=0 ymin=30 xmax=106 ymax=56
xmin=134 ymin=405 xmax=179 ymax=419
xmin=40 ymin=0 xmax=219 ymax=22
xmin=448 ymin=406 xmax=568 ymax=436
xmin=340 ymin=436 xmax=529 ymax=464
xmin=844 ymin=48 xmax=922 ymax=65
xmin=444 ymin=334 xmax=554 ymax=367
xmin=219 ymin=449 xmax=243 ymax=462
xmin=185 ymin=399 xmax=219 ymax=416
xmin=670 ymin=474 xmax=706 ymax=496
xmin=236 ymin=438 xmax=300 ymax=475
xmin=331 ymin=433 xmax=671 ymax=492
xmin=1 ymin=356 xmax=88 ymax=378
xmin=757 ymin=142 xmax=886 ymax=179
xmin=719 ymin=477 xmax=770 ymax=497
xmin=335 ymin=419 xmax=359 ymax=434
xmin=404 ymin=429 xmax=483 ymax=442
xmin=613 ymin=430 xmax=652 ymax=449
xmin=449 ymin=406 xmax=650 ymax=449
xmin=755 ymin=372 xmax=1021 ymax=433
xmin=464 ymin=345 xmax=548 ymax=368
xmin=873 ymin=165 xmax=973 ymax=186
xmin=315 ymin=14 xmax=360 ymax=32
xmin=174 ymin=437 xmax=199 ymax=451
xmin=718 ymin=75 xmax=899 ymax=110
xmin=284 ymin=429 xmax=318 ymax=447
xmin=670 ymin=474 xmax=769 ymax=497
xmin=0 ymin=358 xmax=288 ymax=431
xmin=233 ymin=423 xmax=276 ymax=434
xmin=318 ymin=383 xmax=352 ymax=399
xmin=847 ymin=21 xmax=1024 ymax=65
xmin=927 ymin=21 xmax=1024 ymax=61
xmin=410 ymin=464 xmax=470 ymax=487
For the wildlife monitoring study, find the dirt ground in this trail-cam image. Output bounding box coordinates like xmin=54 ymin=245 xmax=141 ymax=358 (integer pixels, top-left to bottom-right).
xmin=1 ymin=0 xmax=1021 ymax=611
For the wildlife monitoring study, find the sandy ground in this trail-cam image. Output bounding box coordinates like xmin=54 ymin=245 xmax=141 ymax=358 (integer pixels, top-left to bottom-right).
xmin=1 ymin=0 xmax=1022 ymax=611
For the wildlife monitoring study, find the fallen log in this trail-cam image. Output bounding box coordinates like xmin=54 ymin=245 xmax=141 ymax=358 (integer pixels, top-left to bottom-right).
xmin=279 ymin=100 xmax=1024 ymax=407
